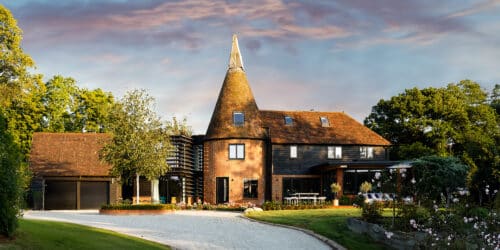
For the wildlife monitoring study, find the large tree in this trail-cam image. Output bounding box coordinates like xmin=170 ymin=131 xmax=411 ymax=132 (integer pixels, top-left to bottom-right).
xmin=0 ymin=112 xmax=26 ymax=237
xmin=365 ymin=80 xmax=499 ymax=204
xmin=100 ymin=89 xmax=172 ymax=204
xmin=0 ymin=4 xmax=34 ymax=108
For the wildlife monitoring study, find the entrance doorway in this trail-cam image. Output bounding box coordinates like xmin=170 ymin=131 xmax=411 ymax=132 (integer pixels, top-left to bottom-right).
xmin=216 ymin=177 xmax=229 ymax=204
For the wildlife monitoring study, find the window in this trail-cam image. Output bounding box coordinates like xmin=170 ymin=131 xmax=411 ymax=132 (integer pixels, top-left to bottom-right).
xmin=233 ymin=111 xmax=244 ymax=126
xmin=328 ymin=146 xmax=342 ymax=159
xmin=229 ymin=144 xmax=245 ymax=159
xmin=320 ymin=116 xmax=330 ymax=127
xmin=284 ymin=116 xmax=293 ymax=125
xmin=290 ymin=145 xmax=298 ymax=158
xmin=243 ymin=179 xmax=258 ymax=198
xmin=360 ymin=147 xmax=374 ymax=159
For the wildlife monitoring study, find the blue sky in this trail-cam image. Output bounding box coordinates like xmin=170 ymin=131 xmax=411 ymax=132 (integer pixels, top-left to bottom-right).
xmin=3 ymin=0 xmax=500 ymax=134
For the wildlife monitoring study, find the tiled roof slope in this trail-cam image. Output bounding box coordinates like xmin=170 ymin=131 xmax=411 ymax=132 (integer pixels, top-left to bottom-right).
xmin=30 ymin=132 xmax=112 ymax=176
xmin=205 ymin=35 xmax=266 ymax=140
xmin=260 ymin=110 xmax=391 ymax=145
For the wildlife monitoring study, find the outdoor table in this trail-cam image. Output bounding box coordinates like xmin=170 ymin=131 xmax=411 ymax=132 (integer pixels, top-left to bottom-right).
xmin=291 ymin=193 xmax=319 ymax=205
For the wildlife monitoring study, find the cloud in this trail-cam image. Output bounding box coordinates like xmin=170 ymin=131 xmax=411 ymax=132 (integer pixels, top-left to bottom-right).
xmin=447 ymin=0 xmax=500 ymax=18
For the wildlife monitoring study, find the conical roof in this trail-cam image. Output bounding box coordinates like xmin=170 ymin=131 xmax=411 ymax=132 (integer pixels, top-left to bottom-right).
xmin=205 ymin=35 xmax=266 ymax=140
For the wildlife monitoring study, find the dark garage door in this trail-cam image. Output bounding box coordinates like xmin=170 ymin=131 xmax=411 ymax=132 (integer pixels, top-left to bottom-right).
xmin=80 ymin=181 xmax=109 ymax=209
xmin=45 ymin=181 xmax=77 ymax=210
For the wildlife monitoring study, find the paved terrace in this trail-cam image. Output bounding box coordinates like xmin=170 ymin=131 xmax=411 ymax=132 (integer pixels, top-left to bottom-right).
xmin=24 ymin=210 xmax=331 ymax=250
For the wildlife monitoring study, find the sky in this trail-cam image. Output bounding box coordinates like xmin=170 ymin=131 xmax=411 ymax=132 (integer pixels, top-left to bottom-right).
xmin=3 ymin=0 xmax=500 ymax=134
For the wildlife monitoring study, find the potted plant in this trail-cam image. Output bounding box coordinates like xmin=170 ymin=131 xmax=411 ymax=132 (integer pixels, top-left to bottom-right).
xmin=330 ymin=182 xmax=341 ymax=206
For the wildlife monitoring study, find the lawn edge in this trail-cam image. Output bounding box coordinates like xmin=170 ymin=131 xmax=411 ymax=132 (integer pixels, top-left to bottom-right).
xmin=241 ymin=214 xmax=347 ymax=250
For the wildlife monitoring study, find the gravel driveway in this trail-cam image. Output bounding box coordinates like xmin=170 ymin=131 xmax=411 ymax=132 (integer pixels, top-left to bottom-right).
xmin=23 ymin=210 xmax=331 ymax=250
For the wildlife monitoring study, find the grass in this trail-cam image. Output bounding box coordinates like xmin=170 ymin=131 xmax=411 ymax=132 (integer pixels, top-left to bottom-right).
xmin=0 ymin=219 xmax=170 ymax=250
xmin=245 ymin=208 xmax=386 ymax=250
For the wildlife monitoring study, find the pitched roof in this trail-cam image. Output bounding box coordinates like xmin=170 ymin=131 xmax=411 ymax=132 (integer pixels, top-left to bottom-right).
xmin=30 ymin=132 xmax=112 ymax=177
xmin=260 ymin=110 xmax=391 ymax=145
xmin=205 ymin=35 xmax=266 ymax=140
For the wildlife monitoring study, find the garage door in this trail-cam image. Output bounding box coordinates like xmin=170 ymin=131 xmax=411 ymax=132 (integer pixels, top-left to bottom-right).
xmin=80 ymin=181 xmax=109 ymax=209
xmin=45 ymin=181 xmax=77 ymax=210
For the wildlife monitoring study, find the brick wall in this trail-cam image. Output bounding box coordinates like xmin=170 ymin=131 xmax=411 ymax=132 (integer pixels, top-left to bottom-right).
xmin=204 ymin=139 xmax=265 ymax=205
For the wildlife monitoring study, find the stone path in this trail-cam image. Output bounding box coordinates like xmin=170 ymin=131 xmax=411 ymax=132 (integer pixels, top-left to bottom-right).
xmin=24 ymin=210 xmax=331 ymax=250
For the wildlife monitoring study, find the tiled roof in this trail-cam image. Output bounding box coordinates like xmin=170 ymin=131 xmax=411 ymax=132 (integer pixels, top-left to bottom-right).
xmin=30 ymin=132 xmax=112 ymax=177
xmin=260 ymin=110 xmax=391 ymax=145
xmin=205 ymin=35 xmax=266 ymax=140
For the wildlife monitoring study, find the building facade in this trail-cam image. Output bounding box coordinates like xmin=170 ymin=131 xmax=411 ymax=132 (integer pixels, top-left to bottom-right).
xmin=203 ymin=35 xmax=393 ymax=204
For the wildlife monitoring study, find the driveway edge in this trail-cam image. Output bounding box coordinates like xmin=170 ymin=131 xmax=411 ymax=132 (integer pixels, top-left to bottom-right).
xmin=240 ymin=214 xmax=346 ymax=250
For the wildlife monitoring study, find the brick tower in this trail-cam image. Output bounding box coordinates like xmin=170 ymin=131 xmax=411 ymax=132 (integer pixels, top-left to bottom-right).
xmin=204 ymin=35 xmax=266 ymax=205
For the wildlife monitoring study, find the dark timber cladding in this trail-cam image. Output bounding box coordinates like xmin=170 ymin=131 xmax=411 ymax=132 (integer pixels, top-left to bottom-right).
xmin=164 ymin=135 xmax=195 ymax=201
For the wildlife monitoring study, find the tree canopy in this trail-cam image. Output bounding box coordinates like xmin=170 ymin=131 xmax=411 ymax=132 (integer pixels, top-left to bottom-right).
xmin=100 ymin=89 xmax=172 ymax=181
xmin=365 ymin=80 xmax=499 ymax=203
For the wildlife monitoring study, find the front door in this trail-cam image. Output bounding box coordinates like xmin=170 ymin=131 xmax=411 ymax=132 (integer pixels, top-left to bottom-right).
xmin=216 ymin=177 xmax=229 ymax=204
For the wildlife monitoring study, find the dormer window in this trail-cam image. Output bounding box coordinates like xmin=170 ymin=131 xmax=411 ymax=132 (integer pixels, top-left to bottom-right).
xmin=284 ymin=116 xmax=293 ymax=126
xmin=320 ymin=116 xmax=330 ymax=127
xmin=233 ymin=111 xmax=244 ymax=126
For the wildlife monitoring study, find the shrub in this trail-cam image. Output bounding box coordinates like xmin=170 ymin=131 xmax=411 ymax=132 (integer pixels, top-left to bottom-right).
xmin=339 ymin=196 xmax=351 ymax=205
xmin=361 ymin=202 xmax=382 ymax=223
xmin=0 ymin=114 xmax=26 ymax=238
xmin=352 ymin=195 xmax=365 ymax=207
xmin=101 ymin=204 xmax=175 ymax=210
xmin=360 ymin=181 xmax=372 ymax=194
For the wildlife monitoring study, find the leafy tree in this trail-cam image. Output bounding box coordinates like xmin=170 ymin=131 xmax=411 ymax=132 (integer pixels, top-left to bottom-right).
xmin=365 ymin=80 xmax=499 ymax=203
xmin=0 ymin=4 xmax=35 ymax=107
xmin=41 ymin=75 xmax=78 ymax=132
xmin=70 ymin=88 xmax=114 ymax=132
xmin=100 ymin=89 xmax=172 ymax=203
xmin=491 ymin=84 xmax=500 ymax=115
xmin=411 ymin=156 xmax=469 ymax=207
xmin=0 ymin=112 xmax=25 ymax=237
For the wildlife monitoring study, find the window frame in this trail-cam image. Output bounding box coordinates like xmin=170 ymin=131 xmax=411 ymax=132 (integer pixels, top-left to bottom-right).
xmin=320 ymin=116 xmax=330 ymax=127
xmin=328 ymin=146 xmax=342 ymax=159
xmin=290 ymin=145 xmax=298 ymax=159
xmin=229 ymin=144 xmax=245 ymax=159
xmin=243 ymin=179 xmax=258 ymax=199
xmin=233 ymin=111 xmax=245 ymax=126
xmin=360 ymin=146 xmax=374 ymax=159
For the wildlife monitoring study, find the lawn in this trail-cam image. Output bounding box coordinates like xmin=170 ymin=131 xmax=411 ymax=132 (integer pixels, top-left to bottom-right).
xmin=0 ymin=219 xmax=170 ymax=250
xmin=245 ymin=208 xmax=386 ymax=250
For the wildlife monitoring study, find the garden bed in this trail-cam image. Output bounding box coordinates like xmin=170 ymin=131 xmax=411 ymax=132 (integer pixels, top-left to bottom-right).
xmin=99 ymin=204 xmax=175 ymax=215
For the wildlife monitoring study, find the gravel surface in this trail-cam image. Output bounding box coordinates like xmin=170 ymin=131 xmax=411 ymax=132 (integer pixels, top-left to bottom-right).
xmin=23 ymin=210 xmax=331 ymax=250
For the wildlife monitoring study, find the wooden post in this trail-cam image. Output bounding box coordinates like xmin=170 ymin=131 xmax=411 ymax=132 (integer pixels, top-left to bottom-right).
xmin=136 ymin=173 xmax=140 ymax=204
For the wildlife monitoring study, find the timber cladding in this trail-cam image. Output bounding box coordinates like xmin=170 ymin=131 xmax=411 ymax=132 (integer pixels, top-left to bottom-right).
xmin=203 ymin=139 xmax=266 ymax=204
xmin=30 ymin=132 xmax=112 ymax=176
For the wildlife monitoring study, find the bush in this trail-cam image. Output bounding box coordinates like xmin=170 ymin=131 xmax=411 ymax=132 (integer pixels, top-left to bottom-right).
xmin=0 ymin=114 xmax=25 ymax=238
xmin=101 ymin=204 xmax=175 ymax=210
xmin=339 ymin=196 xmax=351 ymax=205
xmin=361 ymin=202 xmax=382 ymax=223
xmin=352 ymin=195 xmax=365 ymax=207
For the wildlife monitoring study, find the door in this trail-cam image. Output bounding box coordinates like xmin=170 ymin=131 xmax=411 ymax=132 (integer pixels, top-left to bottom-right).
xmin=80 ymin=181 xmax=109 ymax=209
xmin=45 ymin=181 xmax=77 ymax=210
xmin=216 ymin=177 xmax=229 ymax=204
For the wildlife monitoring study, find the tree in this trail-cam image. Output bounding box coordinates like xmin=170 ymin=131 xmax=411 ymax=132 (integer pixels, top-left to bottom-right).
xmin=0 ymin=4 xmax=35 ymax=107
xmin=41 ymin=75 xmax=78 ymax=132
xmin=0 ymin=112 xmax=26 ymax=237
xmin=365 ymin=80 xmax=499 ymax=203
xmin=70 ymin=88 xmax=114 ymax=133
xmin=100 ymin=89 xmax=172 ymax=204
xmin=411 ymin=156 xmax=469 ymax=207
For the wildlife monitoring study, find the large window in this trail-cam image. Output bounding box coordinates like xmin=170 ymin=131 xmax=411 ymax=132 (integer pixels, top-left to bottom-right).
xmin=290 ymin=145 xmax=298 ymax=158
xmin=328 ymin=146 xmax=342 ymax=159
xmin=229 ymin=144 xmax=245 ymax=159
xmin=243 ymin=179 xmax=258 ymax=198
xmin=343 ymin=169 xmax=381 ymax=194
xmin=233 ymin=111 xmax=244 ymax=126
xmin=360 ymin=147 xmax=374 ymax=159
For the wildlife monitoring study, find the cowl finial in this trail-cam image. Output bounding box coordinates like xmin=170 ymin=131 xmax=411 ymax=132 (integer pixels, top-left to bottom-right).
xmin=228 ymin=34 xmax=244 ymax=71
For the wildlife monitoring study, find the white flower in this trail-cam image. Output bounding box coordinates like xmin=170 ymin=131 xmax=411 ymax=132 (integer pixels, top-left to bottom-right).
xmin=375 ymin=172 xmax=381 ymax=180
xmin=385 ymin=231 xmax=394 ymax=239
xmin=464 ymin=217 xmax=468 ymax=223
xmin=485 ymin=188 xmax=489 ymax=195
xmin=411 ymin=178 xmax=416 ymax=184
xmin=453 ymin=198 xmax=459 ymax=203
